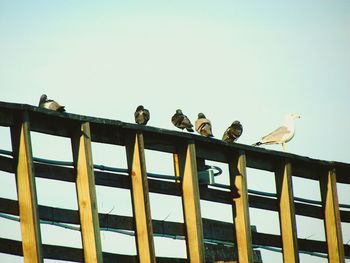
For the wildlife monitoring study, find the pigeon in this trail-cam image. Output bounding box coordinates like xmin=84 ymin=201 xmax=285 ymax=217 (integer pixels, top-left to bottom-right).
xmin=222 ymin=121 xmax=243 ymax=143
xmin=195 ymin=113 xmax=213 ymax=137
xmin=252 ymin=113 xmax=300 ymax=151
xmin=171 ymin=109 xmax=194 ymax=132
xmin=38 ymin=94 xmax=65 ymax=112
xmin=134 ymin=105 xmax=150 ymax=125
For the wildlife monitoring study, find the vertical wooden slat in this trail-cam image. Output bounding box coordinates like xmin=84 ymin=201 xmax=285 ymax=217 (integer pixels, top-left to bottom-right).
xmin=229 ymin=150 xmax=253 ymax=263
xmin=71 ymin=122 xmax=103 ymax=263
xmin=173 ymin=153 xmax=181 ymax=183
xmin=126 ymin=132 xmax=156 ymax=263
xmin=11 ymin=113 xmax=43 ymax=263
xmin=320 ymin=168 xmax=345 ymax=263
xmin=275 ymin=162 xmax=299 ymax=263
xmin=179 ymin=142 xmax=205 ymax=262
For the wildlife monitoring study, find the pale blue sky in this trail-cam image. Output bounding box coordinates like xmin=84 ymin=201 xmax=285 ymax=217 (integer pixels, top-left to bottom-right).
xmin=1 ymin=1 xmax=350 ymax=262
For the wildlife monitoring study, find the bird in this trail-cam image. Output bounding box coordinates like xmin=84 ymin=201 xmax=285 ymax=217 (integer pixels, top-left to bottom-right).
xmin=195 ymin=113 xmax=213 ymax=137
xmin=252 ymin=113 xmax=300 ymax=151
xmin=134 ymin=105 xmax=150 ymax=125
xmin=38 ymin=94 xmax=65 ymax=112
xmin=171 ymin=109 xmax=194 ymax=132
xmin=222 ymin=121 xmax=243 ymax=143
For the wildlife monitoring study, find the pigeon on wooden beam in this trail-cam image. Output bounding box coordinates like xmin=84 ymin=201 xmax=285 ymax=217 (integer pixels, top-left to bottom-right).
xmin=134 ymin=105 xmax=150 ymax=125
xmin=222 ymin=121 xmax=243 ymax=143
xmin=38 ymin=94 xmax=65 ymax=112
xmin=252 ymin=113 xmax=300 ymax=151
xmin=195 ymin=113 xmax=213 ymax=137
xmin=171 ymin=109 xmax=194 ymax=132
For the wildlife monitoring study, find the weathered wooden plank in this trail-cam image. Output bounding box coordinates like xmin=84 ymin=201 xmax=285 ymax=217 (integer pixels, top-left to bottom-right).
xmin=10 ymin=113 xmax=43 ymax=263
xmin=275 ymin=162 xmax=299 ymax=263
xmin=1 ymin=196 xmax=350 ymax=257
xmin=0 ymin=238 xmax=188 ymax=263
xmin=3 ymin=157 xmax=350 ymax=222
xmin=320 ymin=168 xmax=345 ymax=263
xmin=125 ymin=132 xmax=156 ymax=263
xmin=179 ymin=142 xmax=205 ymax=262
xmin=230 ymin=150 xmax=254 ymax=263
xmin=173 ymin=153 xmax=181 ymax=183
xmin=71 ymin=122 xmax=103 ymax=263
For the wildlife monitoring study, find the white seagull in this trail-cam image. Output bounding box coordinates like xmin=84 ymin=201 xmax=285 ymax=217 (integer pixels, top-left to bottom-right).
xmin=253 ymin=113 xmax=300 ymax=151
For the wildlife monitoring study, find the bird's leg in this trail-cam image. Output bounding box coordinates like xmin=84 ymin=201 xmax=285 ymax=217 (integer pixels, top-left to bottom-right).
xmin=282 ymin=143 xmax=286 ymax=151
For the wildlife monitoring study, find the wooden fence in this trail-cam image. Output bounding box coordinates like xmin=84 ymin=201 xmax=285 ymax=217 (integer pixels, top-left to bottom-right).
xmin=0 ymin=101 xmax=349 ymax=262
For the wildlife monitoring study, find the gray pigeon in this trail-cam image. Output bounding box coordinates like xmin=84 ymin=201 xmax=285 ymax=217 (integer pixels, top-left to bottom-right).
xmin=38 ymin=94 xmax=65 ymax=112
xmin=134 ymin=105 xmax=150 ymax=125
xmin=222 ymin=121 xmax=243 ymax=143
xmin=195 ymin=113 xmax=213 ymax=137
xmin=171 ymin=109 xmax=194 ymax=132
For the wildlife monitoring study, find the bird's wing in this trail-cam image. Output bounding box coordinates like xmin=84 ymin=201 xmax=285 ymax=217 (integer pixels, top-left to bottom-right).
xmin=144 ymin=109 xmax=150 ymax=122
xmin=172 ymin=114 xmax=184 ymax=126
xmin=195 ymin=118 xmax=210 ymax=131
xmin=260 ymin=126 xmax=290 ymax=144
xmin=182 ymin=116 xmax=193 ymax=128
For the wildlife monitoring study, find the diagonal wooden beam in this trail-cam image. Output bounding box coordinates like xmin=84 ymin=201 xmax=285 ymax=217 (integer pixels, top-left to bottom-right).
xmin=125 ymin=132 xmax=156 ymax=263
xmin=178 ymin=142 xmax=205 ymax=262
xmin=320 ymin=168 xmax=345 ymax=263
xmin=11 ymin=112 xmax=43 ymax=263
xmin=71 ymin=122 xmax=103 ymax=263
xmin=275 ymin=161 xmax=299 ymax=263
xmin=229 ymin=150 xmax=254 ymax=263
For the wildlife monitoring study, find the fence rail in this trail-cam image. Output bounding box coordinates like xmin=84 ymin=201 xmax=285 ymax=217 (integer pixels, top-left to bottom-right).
xmin=0 ymin=101 xmax=349 ymax=262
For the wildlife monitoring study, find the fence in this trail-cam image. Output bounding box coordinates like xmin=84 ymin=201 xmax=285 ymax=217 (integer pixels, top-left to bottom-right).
xmin=0 ymin=101 xmax=349 ymax=262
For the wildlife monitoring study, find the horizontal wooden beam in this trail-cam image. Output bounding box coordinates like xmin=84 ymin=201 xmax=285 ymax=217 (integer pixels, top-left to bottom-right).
xmin=1 ymin=197 xmax=350 ymax=257
xmin=1 ymin=101 xmax=349 ymax=183
xmin=0 ymin=237 xmax=187 ymax=263
xmin=1 ymin=156 xmax=350 ymax=222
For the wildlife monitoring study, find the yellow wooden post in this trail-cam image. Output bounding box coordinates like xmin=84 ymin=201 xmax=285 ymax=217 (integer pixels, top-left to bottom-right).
xmin=320 ymin=168 xmax=345 ymax=263
xmin=275 ymin=162 xmax=299 ymax=263
xmin=179 ymin=142 xmax=205 ymax=262
xmin=229 ymin=150 xmax=253 ymax=263
xmin=11 ymin=113 xmax=43 ymax=263
xmin=173 ymin=153 xmax=181 ymax=183
xmin=71 ymin=122 xmax=103 ymax=263
xmin=125 ymin=132 xmax=156 ymax=263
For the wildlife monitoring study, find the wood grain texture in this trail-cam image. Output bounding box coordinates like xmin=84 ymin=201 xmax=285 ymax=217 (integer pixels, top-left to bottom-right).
xmin=72 ymin=122 xmax=103 ymax=263
xmin=320 ymin=169 xmax=345 ymax=263
xmin=230 ymin=150 xmax=254 ymax=263
xmin=179 ymin=142 xmax=205 ymax=262
xmin=11 ymin=113 xmax=43 ymax=263
xmin=126 ymin=132 xmax=156 ymax=263
xmin=275 ymin=162 xmax=299 ymax=263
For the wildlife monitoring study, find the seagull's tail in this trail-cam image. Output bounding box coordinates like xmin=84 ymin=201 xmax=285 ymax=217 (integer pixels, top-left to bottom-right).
xmin=252 ymin=141 xmax=262 ymax=147
xmin=186 ymin=127 xmax=194 ymax=132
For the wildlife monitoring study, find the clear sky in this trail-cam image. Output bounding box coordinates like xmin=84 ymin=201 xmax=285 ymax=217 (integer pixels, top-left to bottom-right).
xmin=0 ymin=1 xmax=349 ymax=262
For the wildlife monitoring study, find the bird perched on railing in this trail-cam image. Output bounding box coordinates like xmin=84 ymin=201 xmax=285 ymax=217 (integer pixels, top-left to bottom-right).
xmin=38 ymin=94 xmax=65 ymax=112
xmin=252 ymin=113 xmax=300 ymax=151
xmin=171 ymin=109 xmax=194 ymax=132
xmin=222 ymin=121 xmax=243 ymax=143
xmin=195 ymin=113 xmax=213 ymax=137
xmin=134 ymin=105 xmax=150 ymax=125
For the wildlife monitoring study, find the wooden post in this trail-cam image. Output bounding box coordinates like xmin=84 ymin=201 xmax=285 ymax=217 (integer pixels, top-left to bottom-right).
xmin=320 ymin=168 xmax=345 ymax=263
xmin=179 ymin=142 xmax=205 ymax=262
xmin=229 ymin=150 xmax=253 ymax=263
xmin=275 ymin=162 xmax=299 ymax=263
xmin=11 ymin=112 xmax=43 ymax=263
xmin=71 ymin=122 xmax=103 ymax=263
xmin=125 ymin=132 xmax=156 ymax=263
xmin=173 ymin=153 xmax=181 ymax=183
